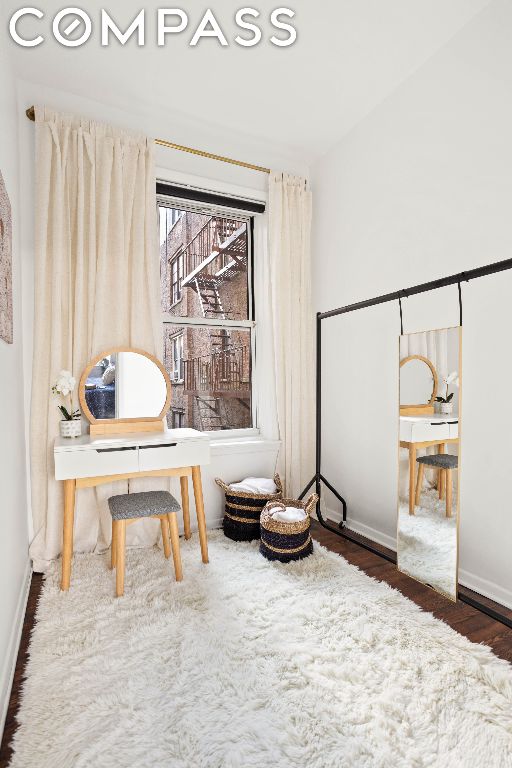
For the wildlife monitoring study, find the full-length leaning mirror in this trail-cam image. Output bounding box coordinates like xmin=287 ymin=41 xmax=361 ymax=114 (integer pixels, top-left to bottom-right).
xmin=397 ymin=327 xmax=461 ymax=600
xmin=79 ymin=348 xmax=172 ymax=435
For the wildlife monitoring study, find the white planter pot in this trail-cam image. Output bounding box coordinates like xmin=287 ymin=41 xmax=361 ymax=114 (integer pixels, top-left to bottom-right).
xmin=439 ymin=402 xmax=453 ymax=415
xmin=60 ymin=419 xmax=82 ymax=438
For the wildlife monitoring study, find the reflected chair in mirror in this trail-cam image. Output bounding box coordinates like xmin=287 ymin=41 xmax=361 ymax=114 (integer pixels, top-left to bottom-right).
xmin=415 ymin=453 xmax=459 ymax=518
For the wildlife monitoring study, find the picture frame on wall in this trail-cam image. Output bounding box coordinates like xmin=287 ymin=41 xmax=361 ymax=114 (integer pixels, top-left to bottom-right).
xmin=0 ymin=169 xmax=13 ymax=344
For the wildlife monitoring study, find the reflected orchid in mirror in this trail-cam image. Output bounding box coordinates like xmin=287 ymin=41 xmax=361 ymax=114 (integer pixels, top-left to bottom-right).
xmin=52 ymin=369 xmax=81 ymax=421
xmin=436 ymin=371 xmax=459 ymax=403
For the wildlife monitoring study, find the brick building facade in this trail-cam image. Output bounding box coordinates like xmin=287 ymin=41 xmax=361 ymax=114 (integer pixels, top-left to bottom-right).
xmin=160 ymin=208 xmax=251 ymax=431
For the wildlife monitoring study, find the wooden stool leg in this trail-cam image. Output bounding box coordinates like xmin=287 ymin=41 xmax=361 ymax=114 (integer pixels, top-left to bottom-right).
xmin=161 ymin=516 xmax=171 ymax=559
xmin=115 ymin=520 xmax=126 ymax=597
xmin=168 ymin=513 xmax=183 ymax=582
xmin=445 ymin=469 xmax=453 ymax=518
xmin=408 ymin=446 xmax=416 ymax=515
xmin=180 ymin=475 xmax=191 ymax=540
xmin=110 ymin=521 xmax=117 ymax=570
xmin=415 ymin=463 xmax=425 ymax=506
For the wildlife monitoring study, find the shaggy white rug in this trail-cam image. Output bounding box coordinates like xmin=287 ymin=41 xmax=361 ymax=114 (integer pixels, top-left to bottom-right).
xmin=398 ymin=489 xmax=457 ymax=599
xmin=9 ymin=532 xmax=512 ymax=768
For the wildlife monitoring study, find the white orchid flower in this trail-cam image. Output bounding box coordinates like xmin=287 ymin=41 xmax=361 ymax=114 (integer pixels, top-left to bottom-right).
xmin=446 ymin=371 xmax=458 ymax=384
xmin=52 ymin=368 xmax=80 ymax=422
xmin=55 ymin=370 xmax=76 ymax=394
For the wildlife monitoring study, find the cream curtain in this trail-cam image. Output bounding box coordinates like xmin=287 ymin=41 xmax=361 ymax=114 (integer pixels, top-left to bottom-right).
xmin=268 ymin=173 xmax=314 ymax=496
xmin=30 ymin=107 xmax=161 ymax=571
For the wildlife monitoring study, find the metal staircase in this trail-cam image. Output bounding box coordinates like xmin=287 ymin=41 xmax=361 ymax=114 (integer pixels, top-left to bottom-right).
xmin=195 ymin=395 xmax=226 ymax=431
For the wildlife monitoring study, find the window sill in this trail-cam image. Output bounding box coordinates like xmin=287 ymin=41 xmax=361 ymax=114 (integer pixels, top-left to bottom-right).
xmin=210 ymin=435 xmax=280 ymax=456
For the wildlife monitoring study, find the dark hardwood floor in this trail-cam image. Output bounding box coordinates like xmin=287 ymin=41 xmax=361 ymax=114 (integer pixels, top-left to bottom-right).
xmin=312 ymin=520 xmax=512 ymax=663
xmin=0 ymin=574 xmax=44 ymax=768
xmin=1 ymin=528 xmax=511 ymax=765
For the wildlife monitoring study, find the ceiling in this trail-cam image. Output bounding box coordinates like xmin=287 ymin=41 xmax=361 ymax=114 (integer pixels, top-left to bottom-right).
xmin=5 ymin=0 xmax=491 ymax=160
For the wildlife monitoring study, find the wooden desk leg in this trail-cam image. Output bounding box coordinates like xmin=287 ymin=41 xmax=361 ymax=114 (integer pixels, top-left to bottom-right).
xmin=409 ymin=446 xmax=416 ymax=515
xmin=192 ymin=466 xmax=209 ymax=564
xmin=438 ymin=443 xmax=446 ymax=500
xmin=61 ymin=479 xmax=76 ymax=591
xmin=180 ymin=475 xmax=191 ymax=540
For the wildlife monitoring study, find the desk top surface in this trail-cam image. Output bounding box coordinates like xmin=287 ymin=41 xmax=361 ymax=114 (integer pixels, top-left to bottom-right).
xmin=55 ymin=427 xmax=208 ymax=453
xmin=400 ymin=414 xmax=459 ymax=424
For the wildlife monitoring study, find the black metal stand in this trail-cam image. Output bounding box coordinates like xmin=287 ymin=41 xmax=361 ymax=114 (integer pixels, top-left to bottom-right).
xmin=300 ymin=257 xmax=512 ymax=630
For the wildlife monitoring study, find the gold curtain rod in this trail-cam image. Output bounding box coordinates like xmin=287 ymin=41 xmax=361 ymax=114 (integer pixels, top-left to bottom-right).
xmin=25 ymin=106 xmax=270 ymax=175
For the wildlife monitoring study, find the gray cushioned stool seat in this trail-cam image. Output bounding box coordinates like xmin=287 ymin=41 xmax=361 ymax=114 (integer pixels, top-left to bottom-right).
xmin=108 ymin=490 xmax=181 ymax=521
xmin=417 ymin=454 xmax=458 ymax=469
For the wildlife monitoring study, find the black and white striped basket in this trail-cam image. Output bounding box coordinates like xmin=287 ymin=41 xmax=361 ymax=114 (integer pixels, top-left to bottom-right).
xmin=215 ymin=474 xmax=283 ymax=542
xmin=259 ymin=494 xmax=318 ymax=563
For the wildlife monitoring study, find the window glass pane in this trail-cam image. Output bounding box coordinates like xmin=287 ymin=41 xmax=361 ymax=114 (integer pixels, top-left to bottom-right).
xmin=159 ymin=205 xmax=249 ymax=321
xmin=163 ymin=325 xmax=252 ymax=431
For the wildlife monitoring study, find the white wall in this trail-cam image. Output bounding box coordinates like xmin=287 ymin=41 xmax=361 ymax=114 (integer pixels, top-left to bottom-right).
xmin=0 ymin=47 xmax=30 ymax=734
xmin=15 ymin=79 xmax=306 ymax=539
xmin=312 ymin=0 xmax=512 ymax=607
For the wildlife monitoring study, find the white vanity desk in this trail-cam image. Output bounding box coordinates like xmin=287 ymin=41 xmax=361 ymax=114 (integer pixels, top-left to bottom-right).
xmin=54 ymin=427 xmax=211 ymax=590
xmin=399 ymin=414 xmax=459 ymax=515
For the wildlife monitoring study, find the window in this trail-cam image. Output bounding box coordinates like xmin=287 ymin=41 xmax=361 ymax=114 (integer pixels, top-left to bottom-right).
xmin=170 ymin=251 xmax=183 ymax=306
xmin=170 ymin=332 xmax=183 ymax=382
xmin=158 ymin=190 xmax=255 ymax=432
xmin=170 ymin=409 xmax=184 ymax=428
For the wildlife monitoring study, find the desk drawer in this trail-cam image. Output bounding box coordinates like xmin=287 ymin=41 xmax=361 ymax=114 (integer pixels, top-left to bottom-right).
xmin=448 ymin=422 xmax=459 ymax=439
xmin=138 ymin=440 xmax=210 ymax=472
xmin=55 ymin=446 xmax=139 ymax=480
xmin=410 ymin=422 xmax=450 ymax=442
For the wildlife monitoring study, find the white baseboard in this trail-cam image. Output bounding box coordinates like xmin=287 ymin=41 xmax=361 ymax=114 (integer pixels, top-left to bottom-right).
xmin=0 ymin=561 xmax=32 ymax=740
xmin=318 ymin=505 xmax=397 ymax=552
xmin=318 ymin=507 xmax=512 ymax=611
xmin=458 ymin=569 xmax=512 ymax=611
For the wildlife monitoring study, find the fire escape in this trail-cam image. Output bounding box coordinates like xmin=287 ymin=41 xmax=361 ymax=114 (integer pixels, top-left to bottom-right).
xmin=181 ymin=217 xmax=250 ymax=430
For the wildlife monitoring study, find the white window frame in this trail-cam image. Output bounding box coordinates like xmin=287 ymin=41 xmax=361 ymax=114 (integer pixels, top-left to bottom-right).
xmin=158 ymin=189 xmax=259 ymax=437
xmin=169 ymin=330 xmax=184 ymax=383
xmin=169 ymin=249 xmax=184 ymax=307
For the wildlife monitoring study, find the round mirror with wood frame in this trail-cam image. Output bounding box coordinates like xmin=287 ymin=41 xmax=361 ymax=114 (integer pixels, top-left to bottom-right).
xmin=399 ymin=355 xmax=438 ymax=415
xmin=79 ymin=347 xmax=172 ymax=435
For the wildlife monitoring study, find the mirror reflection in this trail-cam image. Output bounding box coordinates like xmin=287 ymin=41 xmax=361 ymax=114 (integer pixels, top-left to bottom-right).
xmin=397 ymin=327 xmax=461 ymax=600
xmin=84 ymin=351 xmax=168 ymax=420
xmin=400 ymin=356 xmax=436 ymax=408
